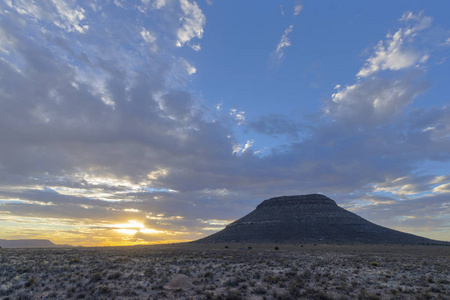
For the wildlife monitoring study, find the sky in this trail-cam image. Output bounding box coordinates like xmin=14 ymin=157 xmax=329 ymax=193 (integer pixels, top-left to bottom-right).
xmin=0 ymin=0 xmax=449 ymax=246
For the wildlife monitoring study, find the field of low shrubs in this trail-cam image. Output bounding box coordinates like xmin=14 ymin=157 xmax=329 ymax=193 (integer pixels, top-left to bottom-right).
xmin=0 ymin=244 xmax=448 ymax=299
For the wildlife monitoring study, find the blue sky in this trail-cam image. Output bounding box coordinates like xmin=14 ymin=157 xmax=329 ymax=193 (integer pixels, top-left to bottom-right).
xmin=0 ymin=0 xmax=449 ymax=246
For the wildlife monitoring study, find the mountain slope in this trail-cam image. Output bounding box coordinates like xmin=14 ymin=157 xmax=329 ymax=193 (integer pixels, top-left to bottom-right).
xmin=196 ymin=194 xmax=444 ymax=244
xmin=0 ymin=239 xmax=66 ymax=248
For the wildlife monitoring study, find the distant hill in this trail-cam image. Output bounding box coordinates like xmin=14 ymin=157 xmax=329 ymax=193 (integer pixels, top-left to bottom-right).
xmin=195 ymin=194 xmax=448 ymax=245
xmin=0 ymin=239 xmax=73 ymax=248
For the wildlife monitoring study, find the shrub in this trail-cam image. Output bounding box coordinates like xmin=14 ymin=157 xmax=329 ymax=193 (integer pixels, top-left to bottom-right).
xmin=224 ymin=278 xmax=239 ymax=287
xmin=288 ymin=281 xmax=301 ymax=297
xmin=89 ymin=273 xmax=102 ymax=283
xmin=252 ymin=286 xmax=267 ymax=295
xmin=24 ymin=278 xmax=35 ymax=287
xmin=108 ymin=272 xmax=121 ymax=280
xmin=221 ymin=290 xmax=242 ymax=300
xmin=71 ymin=257 xmax=80 ymax=264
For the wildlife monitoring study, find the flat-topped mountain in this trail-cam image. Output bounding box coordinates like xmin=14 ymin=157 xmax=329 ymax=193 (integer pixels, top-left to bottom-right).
xmin=196 ymin=194 xmax=445 ymax=244
xmin=0 ymin=239 xmax=72 ymax=248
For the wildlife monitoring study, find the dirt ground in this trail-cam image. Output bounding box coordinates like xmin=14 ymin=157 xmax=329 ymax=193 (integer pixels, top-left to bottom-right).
xmin=0 ymin=243 xmax=448 ymax=299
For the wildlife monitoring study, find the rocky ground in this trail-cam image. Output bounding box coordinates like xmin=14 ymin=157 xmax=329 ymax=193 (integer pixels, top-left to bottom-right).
xmin=0 ymin=244 xmax=448 ymax=299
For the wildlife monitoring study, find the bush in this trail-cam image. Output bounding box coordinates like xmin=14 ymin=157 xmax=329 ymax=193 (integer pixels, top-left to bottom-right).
xmin=252 ymin=286 xmax=266 ymax=295
xmin=24 ymin=278 xmax=35 ymax=287
xmin=108 ymin=272 xmax=121 ymax=280
xmin=224 ymin=278 xmax=239 ymax=287
xmin=89 ymin=273 xmax=102 ymax=283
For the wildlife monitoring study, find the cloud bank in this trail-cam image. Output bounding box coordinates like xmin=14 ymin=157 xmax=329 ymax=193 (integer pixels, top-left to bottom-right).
xmin=0 ymin=3 xmax=448 ymax=245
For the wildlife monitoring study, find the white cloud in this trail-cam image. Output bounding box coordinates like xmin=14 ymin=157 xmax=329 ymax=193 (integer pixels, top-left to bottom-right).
xmin=357 ymin=12 xmax=432 ymax=78
xmin=229 ymin=108 xmax=246 ymax=125
xmin=140 ymin=0 xmax=166 ymax=10
xmin=113 ymin=0 xmax=125 ymax=8
xmin=180 ymin=58 xmax=197 ymax=75
xmin=232 ymin=144 xmax=243 ymax=154
xmin=327 ymin=76 xmax=428 ymax=125
xmin=280 ymin=5 xmax=285 ymax=17
xmin=52 ymin=0 xmax=88 ymax=33
xmin=140 ymin=28 xmax=158 ymax=53
xmin=190 ymin=43 xmax=201 ymax=51
xmin=231 ymin=139 xmax=254 ymax=155
xmin=242 ymin=139 xmax=254 ymax=153
xmin=329 ymin=12 xmax=435 ymax=126
xmin=4 ymin=0 xmax=42 ymax=18
xmin=373 ymin=174 xmax=450 ymax=198
xmin=433 ymin=183 xmax=450 ymax=194
xmin=5 ymin=0 xmax=88 ymax=33
xmin=400 ymin=11 xmax=432 ymax=31
xmin=275 ymin=25 xmax=294 ymax=60
xmin=153 ymin=0 xmax=167 ymax=9
xmin=357 ymin=32 xmax=415 ymax=78
xmin=176 ymin=0 xmax=206 ymax=47
xmin=293 ymin=3 xmax=303 ymax=16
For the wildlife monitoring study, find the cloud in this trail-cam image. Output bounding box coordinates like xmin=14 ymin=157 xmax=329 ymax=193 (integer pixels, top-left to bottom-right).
xmin=5 ymin=0 xmax=88 ymax=33
xmin=357 ymin=11 xmax=432 ymax=78
xmin=190 ymin=43 xmax=201 ymax=51
xmin=374 ymin=175 xmax=450 ymax=197
xmin=229 ymin=108 xmax=246 ymax=125
xmin=242 ymin=140 xmax=254 ymax=154
xmin=433 ymin=183 xmax=450 ymax=194
xmin=327 ymin=12 xmax=439 ymax=127
xmin=326 ymin=74 xmax=430 ymax=125
xmin=0 ymin=0 xmax=214 ymax=183
xmin=347 ymin=193 xmax=449 ymax=241
xmin=179 ymin=58 xmax=197 ymax=75
xmin=275 ymin=25 xmax=294 ymax=60
xmin=139 ymin=0 xmax=167 ymax=11
xmin=176 ymin=0 xmax=206 ymax=47
xmin=279 ymin=5 xmax=285 ymax=17
xmin=293 ymin=3 xmax=303 ymax=16
xmin=0 ymin=5 xmax=449 ymax=244
xmin=141 ymin=27 xmax=158 ymax=53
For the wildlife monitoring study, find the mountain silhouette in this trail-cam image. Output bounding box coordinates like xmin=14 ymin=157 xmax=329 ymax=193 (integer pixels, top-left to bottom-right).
xmin=196 ymin=194 xmax=445 ymax=244
xmin=0 ymin=239 xmax=73 ymax=248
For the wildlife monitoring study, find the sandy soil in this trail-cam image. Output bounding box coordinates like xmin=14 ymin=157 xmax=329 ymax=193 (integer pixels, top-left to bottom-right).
xmin=0 ymin=243 xmax=448 ymax=299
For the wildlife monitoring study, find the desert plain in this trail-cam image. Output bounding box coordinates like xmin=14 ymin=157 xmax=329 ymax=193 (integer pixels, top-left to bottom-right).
xmin=0 ymin=243 xmax=448 ymax=300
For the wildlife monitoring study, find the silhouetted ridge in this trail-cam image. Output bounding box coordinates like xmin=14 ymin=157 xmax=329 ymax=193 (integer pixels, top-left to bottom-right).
xmin=257 ymin=194 xmax=336 ymax=209
xmin=0 ymin=239 xmax=56 ymax=248
xmin=195 ymin=194 xmax=446 ymax=245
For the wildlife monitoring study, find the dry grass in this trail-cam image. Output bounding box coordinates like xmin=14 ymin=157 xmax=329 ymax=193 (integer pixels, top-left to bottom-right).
xmin=0 ymin=243 xmax=448 ymax=299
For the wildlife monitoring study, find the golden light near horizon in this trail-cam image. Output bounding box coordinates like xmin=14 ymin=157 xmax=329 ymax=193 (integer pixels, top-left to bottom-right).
xmin=113 ymin=220 xmax=165 ymax=235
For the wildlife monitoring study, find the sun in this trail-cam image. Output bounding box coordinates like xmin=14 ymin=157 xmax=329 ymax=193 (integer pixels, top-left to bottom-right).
xmin=113 ymin=220 xmax=164 ymax=235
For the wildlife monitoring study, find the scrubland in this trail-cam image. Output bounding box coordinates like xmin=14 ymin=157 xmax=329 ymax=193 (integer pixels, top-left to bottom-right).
xmin=0 ymin=243 xmax=448 ymax=299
